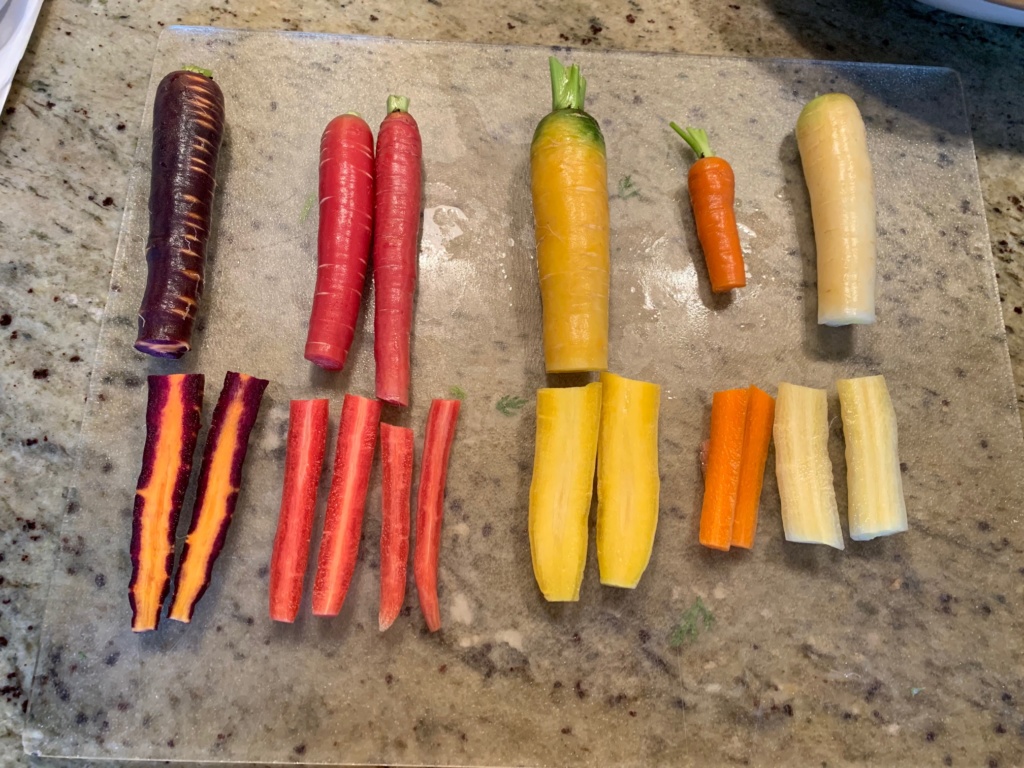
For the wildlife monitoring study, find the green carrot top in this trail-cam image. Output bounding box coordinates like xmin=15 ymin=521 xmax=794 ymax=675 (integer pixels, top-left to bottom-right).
xmin=549 ymin=57 xmax=587 ymax=112
xmin=387 ymin=95 xmax=410 ymax=114
xmin=181 ymin=65 xmax=214 ymax=79
xmin=670 ymin=123 xmax=715 ymax=159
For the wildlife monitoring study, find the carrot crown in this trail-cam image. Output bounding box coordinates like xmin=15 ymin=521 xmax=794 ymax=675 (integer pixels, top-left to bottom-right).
xmin=670 ymin=123 xmax=714 ymax=159
xmin=387 ymin=95 xmax=410 ymax=114
xmin=549 ymin=57 xmax=587 ymax=112
xmin=181 ymin=65 xmax=214 ymax=79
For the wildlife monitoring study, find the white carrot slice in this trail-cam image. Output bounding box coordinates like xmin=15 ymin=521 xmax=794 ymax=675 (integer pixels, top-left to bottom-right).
xmin=773 ymin=382 xmax=844 ymax=549
xmin=837 ymin=375 xmax=908 ymax=540
xmin=796 ymin=93 xmax=876 ymax=326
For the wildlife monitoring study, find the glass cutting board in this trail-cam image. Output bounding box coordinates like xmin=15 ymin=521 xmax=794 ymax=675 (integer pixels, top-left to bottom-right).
xmin=25 ymin=27 xmax=1024 ymax=767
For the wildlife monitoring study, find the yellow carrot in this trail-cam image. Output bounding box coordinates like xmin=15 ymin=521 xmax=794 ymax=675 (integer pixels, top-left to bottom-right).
xmin=596 ymin=372 xmax=660 ymax=588
xmin=530 ymin=57 xmax=610 ymax=373
xmin=528 ymin=383 xmax=602 ymax=602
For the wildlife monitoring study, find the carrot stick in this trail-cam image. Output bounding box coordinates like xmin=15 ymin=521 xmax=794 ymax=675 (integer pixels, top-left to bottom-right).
xmin=378 ymin=422 xmax=414 ymax=631
xmin=731 ymin=385 xmax=776 ymax=549
xmin=269 ymin=399 xmax=330 ymax=622
xmin=669 ymin=124 xmax=746 ymax=293
xmin=699 ymin=388 xmax=749 ymax=551
xmin=311 ymin=394 xmax=382 ymax=616
xmin=413 ymin=399 xmax=460 ymax=632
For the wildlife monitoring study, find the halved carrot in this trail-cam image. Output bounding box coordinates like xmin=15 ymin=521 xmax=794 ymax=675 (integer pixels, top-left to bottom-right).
xmin=312 ymin=394 xmax=382 ymax=616
xmin=379 ymin=422 xmax=414 ymax=631
xmin=731 ymin=386 xmax=776 ymax=549
xmin=169 ymin=371 xmax=269 ymax=622
xmin=413 ymin=399 xmax=460 ymax=632
xmin=699 ymin=388 xmax=749 ymax=551
xmin=269 ymin=399 xmax=330 ymax=622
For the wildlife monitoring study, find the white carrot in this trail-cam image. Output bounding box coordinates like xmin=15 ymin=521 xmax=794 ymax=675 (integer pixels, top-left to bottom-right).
xmin=836 ymin=375 xmax=908 ymax=540
xmin=773 ymin=382 xmax=844 ymax=549
xmin=796 ymin=93 xmax=876 ymax=326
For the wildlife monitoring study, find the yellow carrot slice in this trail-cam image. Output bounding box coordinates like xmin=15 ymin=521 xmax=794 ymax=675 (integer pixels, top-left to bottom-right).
xmin=773 ymin=382 xmax=844 ymax=549
xmin=837 ymin=375 xmax=908 ymax=540
xmin=597 ymin=372 xmax=661 ymax=588
xmin=528 ymin=382 xmax=602 ymax=602
xmin=796 ymin=93 xmax=876 ymax=326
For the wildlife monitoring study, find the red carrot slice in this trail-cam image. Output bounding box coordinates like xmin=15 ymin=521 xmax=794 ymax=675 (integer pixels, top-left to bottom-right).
xmin=379 ymin=423 xmax=414 ymax=631
xmin=699 ymin=388 xmax=749 ymax=551
xmin=168 ymin=371 xmax=269 ymax=622
xmin=731 ymin=386 xmax=776 ymax=549
xmin=373 ymin=95 xmax=422 ymax=407
xmin=413 ymin=398 xmax=460 ymax=632
xmin=135 ymin=68 xmax=226 ymax=359
xmin=305 ymin=114 xmax=375 ymax=370
xmin=269 ymin=399 xmax=330 ymax=622
xmin=129 ymin=373 xmax=204 ymax=632
xmin=311 ymin=394 xmax=382 ymax=616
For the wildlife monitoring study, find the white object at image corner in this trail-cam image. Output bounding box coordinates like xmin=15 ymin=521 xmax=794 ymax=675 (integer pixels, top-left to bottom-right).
xmin=918 ymin=0 xmax=1024 ymax=25
xmin=0 ymin=0 xmax=45 ymax=113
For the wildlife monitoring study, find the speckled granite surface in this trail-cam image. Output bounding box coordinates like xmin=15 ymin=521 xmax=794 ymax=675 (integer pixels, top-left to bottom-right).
xmin=1 ymin=2 xmax=1022 ymax=768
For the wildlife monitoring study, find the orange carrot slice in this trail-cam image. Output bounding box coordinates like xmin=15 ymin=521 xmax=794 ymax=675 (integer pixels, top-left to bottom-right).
xmin=731 ymin=386 xmax=776 ymax=549
xmin=699 ymin=388 xmax=749 ymax=551
xmin=129 ymin=374 xmax=204 ymax=632
xmin=168 ymin=371 xmax=269 ymax=622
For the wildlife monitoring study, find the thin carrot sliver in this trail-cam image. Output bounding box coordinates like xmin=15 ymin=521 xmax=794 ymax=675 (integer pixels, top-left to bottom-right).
xmin=699 ymin=388 xmax=749 ymax=551
xmin=731 ymin=386 xmax=776 ymax=549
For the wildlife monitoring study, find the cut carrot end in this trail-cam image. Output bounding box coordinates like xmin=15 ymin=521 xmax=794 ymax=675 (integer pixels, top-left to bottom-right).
xmin=699 ymin=388 xmax=749 ymax=551
xmin=731 ymin=385 xmax=776 ymax=550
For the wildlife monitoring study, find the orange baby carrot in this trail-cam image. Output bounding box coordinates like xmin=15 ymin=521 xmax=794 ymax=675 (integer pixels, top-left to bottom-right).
xmin=699 ymin=388 xmax=749 ymax=550
xmin=731 ymin=386 xmax=776 ymax=549
xmin=670 ymin=124 xmax=746 ymax=293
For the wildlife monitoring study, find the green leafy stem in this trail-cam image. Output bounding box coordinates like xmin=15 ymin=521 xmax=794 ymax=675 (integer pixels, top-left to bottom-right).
xmin=496 ymin=395 xmax=528 ymax=417
xmin=669 ymin=597 xmax=715 ymax=647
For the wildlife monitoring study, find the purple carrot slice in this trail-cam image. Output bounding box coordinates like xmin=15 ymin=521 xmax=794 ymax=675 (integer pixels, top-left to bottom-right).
xmin=129 ymin=373 xmax=205 ymax=632
xmin=135 ymin=67 xmax=226 ymax=359
xmin=169 ymin=371 xmax=269 ymax=622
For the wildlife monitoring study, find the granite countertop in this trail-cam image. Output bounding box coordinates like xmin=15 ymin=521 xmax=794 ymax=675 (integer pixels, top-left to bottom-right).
xmin=1 ymin=1 xmax=1022 ymax=766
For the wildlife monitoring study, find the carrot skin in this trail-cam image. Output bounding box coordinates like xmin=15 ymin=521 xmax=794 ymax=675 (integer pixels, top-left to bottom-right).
xmin=136 ymin=70 xmax=225 ymax=359
xmin=413 ymin=399 xmax=460 ymax=632
xmin=169 ymin=371 xmax=269 ymax=622
xmin=305 ymin=115 xmax=375 ymax=371
xmin=731 ymin=386 xmax=776 ymax=549
xmin=373 ymin=101 xmax=422 ymax=407
xmin=689 ymin=157 xmax=745 ymax=293
xmin=311 ymin=394 xmax=382 ymax=616
xmin=379 ymin=423 xmax=414 ymax=631
xmin=129 ymin=374 xmax=204 ymax=632
xmin=699 ymin=388 xmax=749 ymax=550
xmin=269 ymin=399 xmax=330 ymax=622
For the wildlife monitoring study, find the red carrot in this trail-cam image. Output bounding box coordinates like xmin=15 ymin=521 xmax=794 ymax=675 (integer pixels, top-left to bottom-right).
xmin=373 ymin=95 xmax=422 ymax=407
xmin=699 ymin=388 xmax=749 ymax=551
xmin=413 ymin=398 xmax=460 ymax=632
xmin=378 ymin=423 xmax=414 ymax=631
xmin=305 ymin=115 xmax=375 ymax=371
xmin=311 ymin=394 xmax=382 ymax=616
xmin=269 ymin=399 xmax=329 ymax=622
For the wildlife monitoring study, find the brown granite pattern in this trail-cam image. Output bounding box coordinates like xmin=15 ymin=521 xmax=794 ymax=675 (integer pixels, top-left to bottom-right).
xmin=2 ymin=3 xmax=1024 ymax=768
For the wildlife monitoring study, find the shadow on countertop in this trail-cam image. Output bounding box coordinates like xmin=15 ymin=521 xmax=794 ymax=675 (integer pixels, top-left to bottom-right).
xmin=700 ymin=0 xmax=1024 ymax=153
